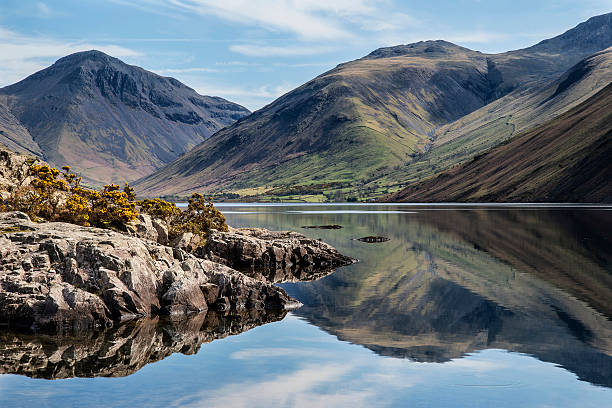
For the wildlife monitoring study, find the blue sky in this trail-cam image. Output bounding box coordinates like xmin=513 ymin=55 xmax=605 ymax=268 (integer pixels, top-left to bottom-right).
xmin=1 ymin=0 xmax=610 ymax=110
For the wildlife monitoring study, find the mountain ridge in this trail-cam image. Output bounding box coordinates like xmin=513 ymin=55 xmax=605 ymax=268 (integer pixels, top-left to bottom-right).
xmin=134 ymin=12 xmax=612 ymax=198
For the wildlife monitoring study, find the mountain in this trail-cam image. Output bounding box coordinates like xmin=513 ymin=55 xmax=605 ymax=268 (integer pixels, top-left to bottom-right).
xmin=389 ymin=80 xmax=612 ymax=203
xmin=134 ymin=13 xmax=612 ymax=198
xmin=372 ymin=46 xmax=612 ymax=194
xmin=0 ymin=102 xmax=41 ymax=157
xmin=0 ymin=50 xmax=250 ymax=185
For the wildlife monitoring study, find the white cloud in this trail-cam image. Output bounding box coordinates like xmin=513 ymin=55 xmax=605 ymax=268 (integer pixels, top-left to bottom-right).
xmin=112 ymin=0 xmax=511 ymax=59
xmin=197 ymin=83 xmax=295 ymax=99
xmin=163 ymin=0 xmax=376 ymax=40
xmin=185 ymin=79 xmax=299 ymax=110
xmin=113 ymin=0 xmax=405 ymax=41
xmin=170 ymin=363 xmax=375 ymax=408
xmin=0 ymin=26 xmax=141 ymax=87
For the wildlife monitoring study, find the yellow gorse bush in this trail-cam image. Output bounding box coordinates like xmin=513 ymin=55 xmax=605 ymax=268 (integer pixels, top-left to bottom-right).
xmin=2 ymin=162 xmax=227 ymax=239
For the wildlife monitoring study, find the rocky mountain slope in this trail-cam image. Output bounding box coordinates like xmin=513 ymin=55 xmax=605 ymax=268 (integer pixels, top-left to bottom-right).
xmin=389 ymin=81 xmax=612 ymax=203
xmin=134 ymin=12 xmax=612 ymax=198
xmin=0 ymin=50 xmax=249 ymax=186
xmin=0 ymin=103 xmax=41 ymax=157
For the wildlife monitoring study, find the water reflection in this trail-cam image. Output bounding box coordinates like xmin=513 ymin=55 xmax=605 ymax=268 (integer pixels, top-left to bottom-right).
xmin=0 ymin=310 xmax=286 ymax=379
xmin=1 ymin=205 xmax=611 ymax=403
xmin=223 ymin=206 xmax=612 ymax=388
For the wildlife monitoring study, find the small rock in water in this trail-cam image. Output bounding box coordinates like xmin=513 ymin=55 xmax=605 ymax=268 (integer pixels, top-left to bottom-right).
xmin=354 ymin=236 xmax=390 ymax=243
xmin=301 ymin=225 xmax=343 ymax=230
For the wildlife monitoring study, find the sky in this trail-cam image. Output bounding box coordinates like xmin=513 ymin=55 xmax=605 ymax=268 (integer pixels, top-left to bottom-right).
xmin=0 ymin=0 xmax=611 ymax=110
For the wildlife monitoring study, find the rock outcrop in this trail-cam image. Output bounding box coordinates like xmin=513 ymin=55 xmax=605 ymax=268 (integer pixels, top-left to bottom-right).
xmin=200 ymin=227 xmax=356 ymax=283
xmin=0 ymin=145 xmax=41 ymax=200
xmin=0 ymin=310 xmax=286 ymax=379
xmin=0 ymin=212 xmax=299 ymax=333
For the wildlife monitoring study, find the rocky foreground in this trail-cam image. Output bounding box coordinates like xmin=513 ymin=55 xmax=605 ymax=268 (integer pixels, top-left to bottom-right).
xmin=0 ymin=211 xmax=354 ymax=333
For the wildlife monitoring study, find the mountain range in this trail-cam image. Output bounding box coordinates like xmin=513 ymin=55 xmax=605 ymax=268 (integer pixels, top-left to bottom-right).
xmin=134 ymin=12 xmax=612 ymax=201
xmin=0 ymin=13 xmax=610 ymax=201
xmin=0 ymin=51 xmax=249 ymax=186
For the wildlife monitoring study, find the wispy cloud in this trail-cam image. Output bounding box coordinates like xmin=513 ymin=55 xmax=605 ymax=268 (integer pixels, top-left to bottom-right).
xmin=110 ymin=0 xmax=418 ymax=43
xmin=194 ymin=82 xmax=297 ymax=99
xmin=0 ymin=26 xmax=141 ymax=87
xmin=115 ymin=0 xmax=510 ymax=58
xmin=229 ymin=44 xmax=336 ymax=57
xmin=160 ymin=0 xmax=380 ymax=41
xmin=184 ymin=80 xmax=298 ymax=110
xmin=170 ymin=363 xmax=374 ymax=408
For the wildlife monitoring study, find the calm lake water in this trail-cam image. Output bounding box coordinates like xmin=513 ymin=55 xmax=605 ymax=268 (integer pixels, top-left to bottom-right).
xmin=1 ymin=204 xmax=611 ymax=407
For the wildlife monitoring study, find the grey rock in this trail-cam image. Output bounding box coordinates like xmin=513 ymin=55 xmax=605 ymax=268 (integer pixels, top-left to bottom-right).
xmin=152 ymin=218 xmax=169 ymax=245
xmin=171 ymin=232 xmax=202 ymax=253
xmin=0 ymin=212 xmax=296 ymax=333
xmin=201 ymin=227 xmax=356 ymax=283
xmin=0 ymin=146 xmax=40 ymax=200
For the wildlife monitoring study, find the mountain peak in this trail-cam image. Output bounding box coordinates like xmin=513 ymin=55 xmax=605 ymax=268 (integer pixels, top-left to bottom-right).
xmin=364 ymin=40 xmax=473 ymax=59
xmin=52 ymin=49 xmax=122 ymax=69
xmin=0 ymin=51 xmax=250 ymax=185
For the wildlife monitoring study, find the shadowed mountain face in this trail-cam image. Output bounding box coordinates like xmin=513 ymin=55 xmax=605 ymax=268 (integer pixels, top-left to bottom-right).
xmin=134 ymin=13 xmax=612 ymax=197
xmin=0 ymin=102 xmax=40 ymax=157
xmin=0 ymin=50 xmax=250 ymax=186
xmin=215 ymin=207 xmax=612 ymax=388
xmin=390 ymin=80 xmax=612 ymax=203
xmin=0 ymin=310 xmax=286 ymax=379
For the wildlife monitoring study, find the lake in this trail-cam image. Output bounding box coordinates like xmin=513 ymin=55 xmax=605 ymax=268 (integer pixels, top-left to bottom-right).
xmin=1 ymin=204 xmax=611 ymax=407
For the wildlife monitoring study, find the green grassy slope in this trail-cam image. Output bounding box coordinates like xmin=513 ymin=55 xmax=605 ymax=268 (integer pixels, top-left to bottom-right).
xmin=135 ymin=13 xmax=612 ymax=199
xmin=390 ymin=81 xmax=612 ymax=202
xmin=135 ymin=42 xmax=494 ymax=196
xmin=369 ymin=47 xmax=612 ymax=197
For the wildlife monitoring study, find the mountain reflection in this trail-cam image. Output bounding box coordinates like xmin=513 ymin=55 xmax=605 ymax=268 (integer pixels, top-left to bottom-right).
xmin=0 ymin=310 xmax=286 ymax=379
xmin=278 ymin=208 xmax=612 ymax=388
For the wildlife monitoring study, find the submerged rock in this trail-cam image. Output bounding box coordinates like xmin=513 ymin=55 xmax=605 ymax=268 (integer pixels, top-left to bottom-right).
xmin=200 ymin=227 xmax=356 ymax=283
xmin=0 ymin=212 xmax=298 ymax=333
xmin=355 ymin=236 xmax=390 ymax=243
xmin=301 ymin=225 xmax=343 ymax=230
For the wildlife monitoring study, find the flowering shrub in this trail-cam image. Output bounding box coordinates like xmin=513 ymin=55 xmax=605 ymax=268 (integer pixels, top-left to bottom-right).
xmin=2 ymin=162 xmax=227 ymax=238
xmin=137 ymin=198 xmax=181 ymax=223
xmin=168 ymin=193 xmax=228 ymax=239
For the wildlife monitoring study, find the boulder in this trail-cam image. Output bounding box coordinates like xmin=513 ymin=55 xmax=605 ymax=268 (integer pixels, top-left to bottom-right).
xmin=200 ymin=227 xmax=356 ymax=282
xmin=0 ymin=212 xmax=298 ymax=333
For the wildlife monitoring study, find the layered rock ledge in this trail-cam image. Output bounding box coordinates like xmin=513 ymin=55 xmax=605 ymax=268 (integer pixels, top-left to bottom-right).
xmin=201 ymin=227 xmax=356 ymax=283
xmin=0 ymin=212 xmax=301 ymax=333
